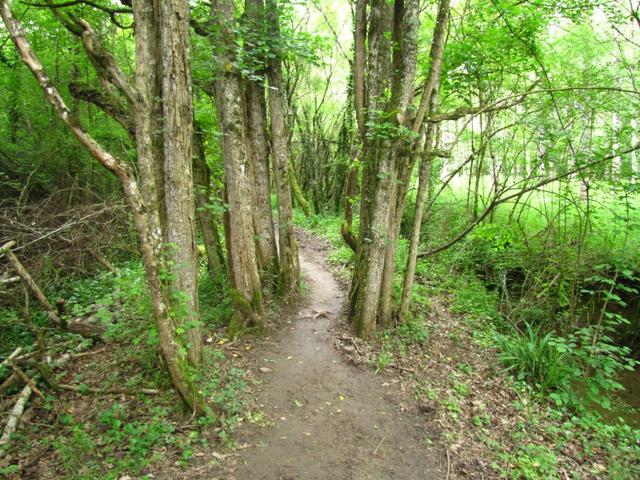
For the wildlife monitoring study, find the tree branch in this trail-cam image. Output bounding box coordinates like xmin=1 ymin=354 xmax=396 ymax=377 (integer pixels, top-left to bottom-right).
xmin=430 ymin=86 xmax=640 ymax=122
xmin=68 ymin=81 xmax=135 ymax=138
xmin=21 ymin=0 xmax=132 ymax=14
xmin=0 ymin=0 xmax=133 ymax=183
xmin=417 ymin=142 xmax=640 ymax=258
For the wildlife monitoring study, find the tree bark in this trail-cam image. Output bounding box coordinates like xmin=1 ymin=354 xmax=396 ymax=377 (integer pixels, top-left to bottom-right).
xmin=378 ymin=0 xmax=450 ymax=325
xmin=396 ymin=0 xmax=450 ymax=321
xmin=399 ymin=121 xmax=436 ymax=321
xmin=0 ymin=0 xmax=211 ymax=415
xmin=243 ymin=0 xmax=279 ymax=277
xmin=348 ymin=0 xmax=449 ymax=334
xmin=266 ymin=0 xmax=300 ymax=296
xmin=348 ymin=0 xmax=395 ymax=336
xmin=193 ymin=123 xmax=225 ymax=278
xmin=211 ymin=0 xmax=265 ymax=328
xmin=160 ymin=0 xmax=202 ymax=364
xmin=245 ymin=79 xmax=279 ymax=275
xmin=353 ymin=0 xmax=366 ymax=143
xmin=341 ymin=164 xmax=358 ymax=252
xmin=131 ymin=0 xmax=166 ymax=236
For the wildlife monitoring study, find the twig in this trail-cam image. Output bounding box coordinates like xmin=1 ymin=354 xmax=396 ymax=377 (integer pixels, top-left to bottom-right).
xmin=0 ymin=276 xmax=20 ymax=285
xmin=389 ymin=363 xmax=416 ymax=374
xmin=8 ymin=362 xmax=44 ymax=399
xmin=72 ymin=347 xmax=107 ymax=358
xmin=1 ymin=241 xmax=58 ymax=320
xmin=0 ymin=347 xmax=23 ymax=369
xmin=445 ymin=448 xmax=451 ymax=480
xmin=55 ymin=383 xmax=159 ymax=395
xmin=335 ymin=334 xmax=364 ymax=356
xmin=4 ymin=206 xmax=113 ymax=254
xmin=88 ymin=248 xmax=118 ymax=274
xmin=373 ymin=436 xmax=386 ymax=455
xmin=0 ymin=373 xmax=20 ymax=395
xmin=1 ymin=241 xmax=104 ymax=341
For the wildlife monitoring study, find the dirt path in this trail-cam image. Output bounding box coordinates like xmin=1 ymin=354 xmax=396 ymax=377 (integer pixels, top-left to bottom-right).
xmin=230 ymin=235 xmax=443 ymax=479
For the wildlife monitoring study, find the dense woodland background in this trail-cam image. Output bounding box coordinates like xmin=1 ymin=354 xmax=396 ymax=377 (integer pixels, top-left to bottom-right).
xmin=0 ymin=0 xmax=639 ymax=478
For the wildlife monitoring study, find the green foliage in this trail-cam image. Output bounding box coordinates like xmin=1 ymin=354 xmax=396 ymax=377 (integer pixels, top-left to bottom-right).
xmin=397 ymin=318 xmax=429 ymax=346
xmin=52 ymin=424 xmax=97 ymax=476
xmin=199 ymin=271 xmax=234 ymax=329
xmin=200 ymin=350 xmax=250 ymax=446
xmin=50 ymin=403 xmax=184 ymax=479
xmin=374 ymin=346 xmax=393 ymax=373
xmin=497 ymin=322 xmax=569 ymax=393
xmin=496 ymin=443 xmax=559 ymax=480
xmin=0 ymin=308 xmax=41 ymax=359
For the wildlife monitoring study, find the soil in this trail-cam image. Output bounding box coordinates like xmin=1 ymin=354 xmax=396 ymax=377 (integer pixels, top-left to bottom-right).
xmin=3 ymin=230 xmax=445 ymax=480
xmin=188 ymin=232 xmax=445 ymax=479
xmin=4 ymin=230 xmax=637 ymax=479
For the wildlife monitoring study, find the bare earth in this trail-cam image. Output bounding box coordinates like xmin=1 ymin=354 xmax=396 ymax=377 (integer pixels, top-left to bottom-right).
xmin=225 ymin=235 xmax=443 ymax=480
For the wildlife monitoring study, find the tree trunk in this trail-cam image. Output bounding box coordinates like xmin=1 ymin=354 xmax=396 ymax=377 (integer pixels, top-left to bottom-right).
xmin=396 ymin=0 xmax=450 ymax=322
xmin=288 ymin=159 xmax=312 ymax=218
xmin=211 ymin=0 xmax=264 ymax=328
xmin=245 ymin=80 xmax=279 ymax=275
xmin=341 ymin=164 xmax=358 ymax=252
xmin=348 ymin=0 xmax=449 ymax=335
xmin=353 ymin=0 xmax=366 ymax=143
xmin=160 ymin=0 xmax=202 ymax=364
xmin=243 ymin=0 xmax=279 ymax=277
xmin=348 ymin=0 xmax=395 ymax=336
xmin=193 ymin=123 xmax=225 ymax=278
xmin=0 ymin=0 xmax=212 ymax=415
xmin=266 ymin=0 xmax=300 ymax=296
xmin=399 ymin=122 xmax=436 ymax=321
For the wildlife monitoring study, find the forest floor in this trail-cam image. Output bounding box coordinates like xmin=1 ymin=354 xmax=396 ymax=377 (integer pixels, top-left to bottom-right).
xmin=173 ymin=230 xmax=445 ymax=479
xmin=6 ymin=228 xmax=636 ymax=479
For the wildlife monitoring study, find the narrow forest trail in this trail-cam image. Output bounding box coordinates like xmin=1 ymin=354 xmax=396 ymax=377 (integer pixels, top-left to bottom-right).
xmin=226 ymin=234 xmax=443 ymax=480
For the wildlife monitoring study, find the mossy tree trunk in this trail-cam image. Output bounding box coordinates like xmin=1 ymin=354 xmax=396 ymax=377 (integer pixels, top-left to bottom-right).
xmin=193 ymin=123 xmax=225 ymax=279
xmin=1 ymin=0 xmax=211 ymax=415
xmin=348 ymin=0 xmax=450 ymax=335
xmin=211 ymin=0 xmax=265 ymax=328
xmin=160 ymin=0 xmax=202 ymax=364
xmin=243 ymin=0 xmax=279 ymax=279
xmin=266 ymin=0 xmax=300 ymax=297
xmin=397 ymin=0 xmax=450 ymax=322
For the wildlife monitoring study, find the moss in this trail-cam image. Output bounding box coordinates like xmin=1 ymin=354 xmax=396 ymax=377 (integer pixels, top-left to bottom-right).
xmin=227 ymin=288 xmax=264 ymax=335
xmin=288 ymin=160 xmax=312 ymax=217
xmin=228 ymin=288 xmax=254 ymax=317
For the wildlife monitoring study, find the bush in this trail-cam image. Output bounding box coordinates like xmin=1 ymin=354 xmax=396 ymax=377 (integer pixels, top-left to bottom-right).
xmin=498 ymin=319 xmax=637 ymax=410
xmin=497 ymin=322 xmax=570 ymax=393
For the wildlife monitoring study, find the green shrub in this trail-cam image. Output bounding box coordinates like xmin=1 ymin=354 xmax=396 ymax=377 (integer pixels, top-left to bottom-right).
xmin=497 ymin=322 xmax=570 ymax=393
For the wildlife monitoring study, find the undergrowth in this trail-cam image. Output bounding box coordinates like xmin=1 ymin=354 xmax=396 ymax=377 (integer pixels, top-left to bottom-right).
xmin=293 ymin=183 xmax=640 ymax=479
xmin=0 ymin=258 xmax=247 ymax=479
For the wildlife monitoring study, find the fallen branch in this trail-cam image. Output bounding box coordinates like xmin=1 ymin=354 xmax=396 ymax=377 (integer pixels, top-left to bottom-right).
xmin=55 ymin=383 xmax=159 ymax=396
xmin=0 ymin=347 xmax=23 ymax=369
xmin=0 ymin=276 xmax=20 ymax=285
xmin=388 ymin=363 xmax=417 ymax=374
xmin=7 ymin=363 xmax=45 ymax=399
xmin=0 ymin=384 xmax=32 ymax=458
xmin=1 ymin=241 xmax=105 ymax=341
xmin=0 ymin=349 xmax=79 ymax=456
xmin=445 ymin=447 xmax=451 ymax=480
xmin=0 ymin=373 xmax=20 ymax=395
xmin=373 ymin=436 xmax=386 ymax=455
xmin=88 ymin=248 xmax=118 ymax=274
xmin=335 ymin=334 xmax=364 ymax=356
xmin=72 ymin=347 xmax=107 ymax=358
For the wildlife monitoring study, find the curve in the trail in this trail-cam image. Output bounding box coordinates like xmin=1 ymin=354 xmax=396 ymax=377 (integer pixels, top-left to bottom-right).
xmin=233 ymin=237 xmax=442 ymax=480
